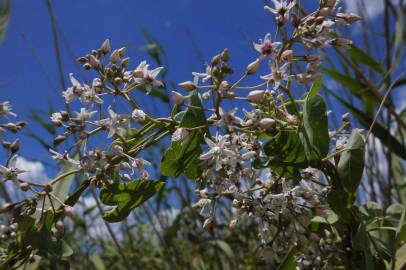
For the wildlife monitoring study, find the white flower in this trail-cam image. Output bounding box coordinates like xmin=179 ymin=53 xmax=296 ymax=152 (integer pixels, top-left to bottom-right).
xmin=62 ymin=74 xmax=84 ymax=103
xmin=0 ymin=155 xmax=25 ymax=186
xmin=253 ymin=33 xmax=281 ymax=57
xmin=200 ymin=135 xmax=235 ymax=171
xmin=0 ymin=101 xmax=16 ymax=117
xmin=74 ymin=108 xmax=97 ymax=122
xmin=49 ymin=149 xmax=80 ymax=167
xmin=261 ymin=62 xmax=290 ymax=89
xmin=217 ymin=108 xmax=243 ymax=128
xmin=171 ymin=127 xmax=189 ymax=142
xmin=193 ymin=198 xmax=212 ymax=218
xmin=132 ymin=109 xmax=146 ymax=122
xmin=131 ymin=158 xmax=151 ymax=179
xmin=80 ymin=79 xmax=103 ymax=105
xmin=265 ymin=0 xmax=296 ymax=24
xmin=192 ymin=66 xmax=212 ymax=83
xmin=105 ymin=109 xmax=131 ymax=138
xmin=133 ymin=61 xmax=164 ymax=91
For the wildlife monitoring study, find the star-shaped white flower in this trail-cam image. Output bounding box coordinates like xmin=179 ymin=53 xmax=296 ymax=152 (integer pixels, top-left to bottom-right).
xmin=200 ymin=135 xmax=235 ymax=171
xmin=253 ymin=33 xmax=281 ymax=57
xmin=133 ymin=61 xmax=164 ymax=91
xmin=0 ymin=155 xmax=25 ymax=186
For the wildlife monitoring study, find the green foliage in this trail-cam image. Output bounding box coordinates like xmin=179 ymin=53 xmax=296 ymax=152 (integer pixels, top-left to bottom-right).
xmin=160 ymin=90 xmax=207 ymax=179
xmin=302 ymin=93 xmax=330 ymax=161
xmin=338 ymin=130 xmax=365 ymax=195
xmin=100 ymin=179 xmax=165 ymax=222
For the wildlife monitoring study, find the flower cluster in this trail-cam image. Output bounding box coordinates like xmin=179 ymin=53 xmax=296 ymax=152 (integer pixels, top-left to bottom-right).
xmin=0 ymin=0 xmax=363 ymax=268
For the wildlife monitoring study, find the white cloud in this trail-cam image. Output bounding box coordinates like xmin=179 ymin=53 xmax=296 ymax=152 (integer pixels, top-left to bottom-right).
xmin=343 ymin=0 xmax=398 ymax=18
xmin=16 ymin=156 xmax=49 ymax=183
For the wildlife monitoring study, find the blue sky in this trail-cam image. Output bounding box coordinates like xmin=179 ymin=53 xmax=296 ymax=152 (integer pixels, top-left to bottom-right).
xmin=0 ymin=0 xmax=400 ymax=175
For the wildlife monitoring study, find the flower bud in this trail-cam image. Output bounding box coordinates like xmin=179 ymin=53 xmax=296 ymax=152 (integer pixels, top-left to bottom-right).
xmin=211 ymin=54 xmax=221 ymax=66
xmin=121 ymin=57 xmax=130 ymax=68
xmin=120 ymin=162 xmax=131 ymax=170
xmin=0 ymin=203 xmax=13 ymax=214
xmin=101 ymin=39 xmax=111 ymax=54
xmin=220 ymin=48 xmax=230 ymax=62
xmin=110 ymin=49 xmax=120 ymax=64
xmin=247 ymin=90 xmax=265 ymax=102
xmin=318 ymin=7 xmax=331 ymax=17
xmin=20 ymin=182 xmax=30 ymax=192
xmin=172 ymin=91 xmax=185 ymax=105
xmin=259 ymin=118 xmax=276 ymax=130
xmin=281 ymin=50 xmax=294 ymax=62
xmin=229 ymin=219 xmax=238 ymax=229
xmin=122 ymin=174 xmax=132 ymax=182
xmin=342 ymin=112 xmax=350 ymax=123
xmin=88 ymin=55 xmax=100 ymax=69
xmin=55 ymin=220 xmax=65 ymax=235
xmin=64 ymin=206 xmax=76 ymax=219
xmin=178 ymin=81 xmax=197 ymax=91
xmin=132 ymin=109 xmax=146 ymax=122
xmin=246 ymin=58 xmax=261 ymax=75
xmin=118 ymin=47 xmax=126 ymax=57
xmin=77 ymin=57 xmax=88 ymax=64
xmin=44 ymin=184 xmax=53 ymax=193
xmin=203 ymin=217 xmax=215 ymax=230
xmin=54 ymin=135 xmax=66 ymax=146
xmin=331 ymin=38 xmax=352 ymax=49
xmin=10 ymin=139 xmax=20 ymax=153
xmin=5 ymin=123 xmax=18 ymax=133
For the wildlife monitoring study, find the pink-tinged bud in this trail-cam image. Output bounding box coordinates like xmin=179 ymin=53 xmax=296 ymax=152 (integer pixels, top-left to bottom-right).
xmin=64 ymin=206 xmax=76 ymax=219
xmin=120 ymin=162 xmax=131 ymax=170
xmin=178 ymin=81 xmax=197 ymax=91
xmin=10 ymin=139 xmax=20 ymax=153
xmin=101 ymin=39 xmax=111 ymax=54
xmin=326 ymin=0 xmax=336 ymax=8
xmin=347 ymin=13 xmax=362 ymax=24
xmin=247 ymin=90 xmax=265 ymax=102
xmin=229 ymin=219 xmax=238 ymax=229
xmin=118 ymin=47 xmax=126 ymax=57
xmin=331 ymin=38 xmax=352 ymax=49
xmin=132 ymin=109 xmax=146 ymax=122
xmin=308 ymin=233 xmax=320 ymax=242
xmin=0 ymin=203 xmax=13 ymax=214
xmin=306 ymin=54 xmax=322 ymax=64
xmin=55 ymin=220 xmax=65 ymax=234
xmin=172 ymin=91 xmax=185 ymax=105
xmin=281 ymin=50 xmax=294 ymax=62
xmin=203 ymin=217 xmax=215 ymax=230
xmin=110 ymin=49 xmax=120 ymax=64
xmin=259 ymin=118 xmax=276 ymax=130
xmin=20 ymin=182 xmax=30 ymax=192
xmin=318 ymin=7 xmax=331 ymax=17
xmin=122 ymin=174 xmax=132 ymax=182
xmin=246 ymin=58 xmax=261 ymax=75
xmin=89 ymin=55 xmax=100 ymax=69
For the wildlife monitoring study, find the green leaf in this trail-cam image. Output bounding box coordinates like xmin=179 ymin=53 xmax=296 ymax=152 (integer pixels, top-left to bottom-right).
xmin=89 ymin=254 xmax=106 ymax=270
xmin=322 ymin=68 xmax=370 ymax=97
xmin=51 ymin=160 xmax=78 ymax=208
xmin=325 ymin=87 xmax=406 ymax=159
xmin=263 ymin=131 xmax=308 ymax=179
xmin=0 ymin=0 xmax=11 ymax=44
xmin=277 ymin=247 xmax=296 ymax=270
xmin=302 ymin=94 xmax=330 ymax=160
xmin=348 ymin=45 xmax=384 ymax=74
xmin=338 ymin=130 xmax=365 ymax=195
xmin=160 ymin=90 xmax=207 ymax=179
xmin=308 ymin=76 xmax=323 ymax=98
xmin=395 ymin=244 xmax=406 ymax=270
xmin=100 ymin=179 xmax=165 ymax=222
